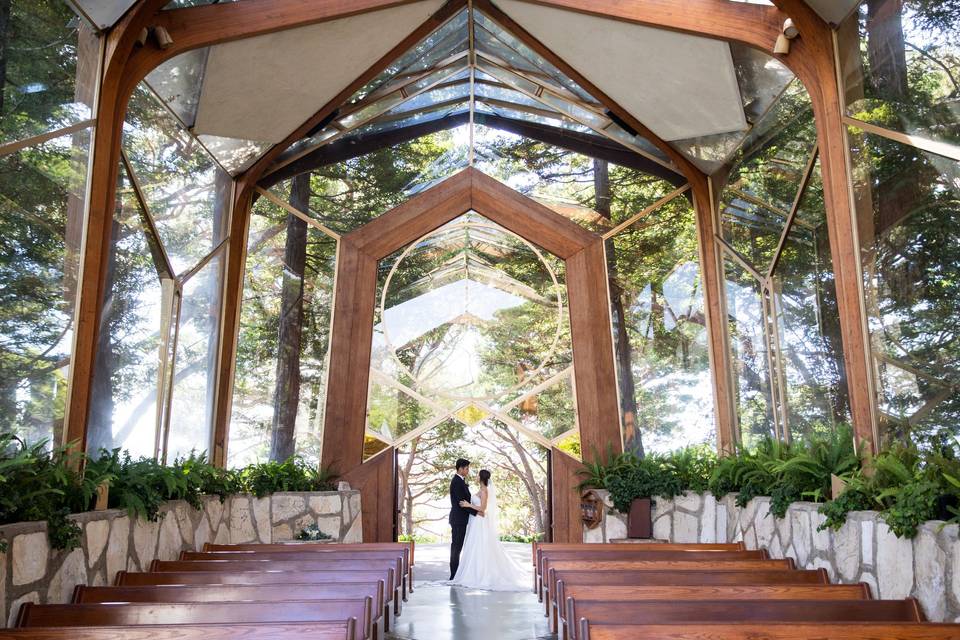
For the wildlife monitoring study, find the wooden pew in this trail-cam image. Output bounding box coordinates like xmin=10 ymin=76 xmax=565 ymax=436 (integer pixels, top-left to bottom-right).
xmin=16 ymin=599 xmax=375 ymax=640
xmin=534 ymin=549 xmax=769 ymax=598
xmin=531 ymin=541 xmax=747 ymax=566
xmin=115 ymin=570 xmax=400 ymax=620
xmin=580 ymin=622 xmax=960 ymax=640
xmin=565 ymin=599 xmax=924 ymax=640
xmin=178 ymin=551 xmax=410 ymax=600
xmin=544 ymin=568 xmax=830 ymax=631
xmin=73 ymin=583 xmax=386 ymax=633
xmin=201 ymin=543 xmax=415 ymax=592
xmin=0 ymin=622 xmax=358 ymax=640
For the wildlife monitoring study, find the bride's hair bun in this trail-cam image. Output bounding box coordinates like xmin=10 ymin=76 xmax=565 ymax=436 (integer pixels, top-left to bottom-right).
xmin=479 ymin=469 xmax=491 ymax=486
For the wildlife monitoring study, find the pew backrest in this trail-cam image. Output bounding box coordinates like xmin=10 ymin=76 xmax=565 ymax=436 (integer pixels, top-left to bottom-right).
xmin=580 ymin=622 xmax=960 ymax=640
xmin=115 ymin=570 xmax=396 ymax=597
xmin=0 ymin=622 xmax=357 ymax=640
xmin=202 ymin=543 xmax=414 ymax=567
xmin=532 ymin=542 xmax=746 ymax=563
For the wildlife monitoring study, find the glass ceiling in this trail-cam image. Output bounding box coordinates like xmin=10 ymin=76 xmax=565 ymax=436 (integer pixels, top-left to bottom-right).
xmin=137 ymin=3 xmax=798 ymax=178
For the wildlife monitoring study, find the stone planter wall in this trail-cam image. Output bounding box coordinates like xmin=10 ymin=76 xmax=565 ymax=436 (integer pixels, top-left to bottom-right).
xmin=584 ymin=490 xmax=960 ymax=622
xmin=0 ymin=490 xmax=361 ymax=626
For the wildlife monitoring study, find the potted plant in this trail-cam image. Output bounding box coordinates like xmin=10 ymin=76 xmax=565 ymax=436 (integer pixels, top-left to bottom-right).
xmin=295 ymin=523 xmax=335 ymax=543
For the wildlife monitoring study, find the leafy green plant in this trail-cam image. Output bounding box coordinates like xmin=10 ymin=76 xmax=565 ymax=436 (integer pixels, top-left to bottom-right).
xmin=296 ymin=523 xmax=333 ymax=541
xmin=237 ymin=457 xmax=336 ymax=497
xmin=576 ymin=445 xmax=639 ymax=491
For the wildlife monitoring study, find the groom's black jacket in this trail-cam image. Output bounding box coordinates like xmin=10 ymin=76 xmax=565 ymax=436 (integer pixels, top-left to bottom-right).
xmin=449 ymin=474 xmax=472 ymax=526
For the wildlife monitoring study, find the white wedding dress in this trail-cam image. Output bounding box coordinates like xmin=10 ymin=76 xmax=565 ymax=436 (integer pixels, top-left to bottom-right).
xmin=452 ymin=483 xmax=529 ymax=591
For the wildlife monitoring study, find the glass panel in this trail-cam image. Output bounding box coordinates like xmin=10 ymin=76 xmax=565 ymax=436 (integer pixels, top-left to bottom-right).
xmin=772 ymin=160 xmax=852 ymax=442
xmin=123 ymin=84 xmax=230 ymax=275
xmin=719 ymin=80 xmax=816 ymax=272
xmin=507 ymin=373 xmax=577 ymax=441
xmin=366 ymin=377 xmax=440 ymax=442
xmin=228 ymin=186 xmax=338 ymax=467
xmin=145 ymin=48 xmax=209 ymax=128
xmin=166 ymin=251 xmax=222 ymax=461
xmin=362 ymin=434 xmax=391 ymax=461
xmin=72 ymin=0 xmax=136 ymax=29
xmin=848 ymin=126 xmax=960 ymax=447
xmin=607 ymin=195 xmax=715 ymax=454
xmin=724 ymin=255 xmax=775 ymax=448
xmin=840 ymin=1 xmax=960 ymax=149
xmin=86 ymin=162 xmax=166 ymax=458
xmin=197 ymin=134 xmax=271 ymax=175
xmin=0 ymin=127 xmax=90 ymax=445
xmin=1 ymin=1 xmax=97 ymax=145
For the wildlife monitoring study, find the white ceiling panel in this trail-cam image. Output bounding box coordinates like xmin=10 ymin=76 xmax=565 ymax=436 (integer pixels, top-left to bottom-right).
xmin=495 ymin=0 xmax=748 ymax=142
xmin=805 ymin=0 xmax=860 ymax=26
xmin=192 ymin=0 xmax=446 ymax=143
xmin=71 ymin=0 xmax=137 ymax=29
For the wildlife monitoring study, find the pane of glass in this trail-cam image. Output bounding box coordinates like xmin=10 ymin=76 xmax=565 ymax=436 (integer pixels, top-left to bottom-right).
xmin=724 ymin=255 xmax=775 ymax=448
xmin=607 ymin=195 xmax=715 ymax=454
xmin=719 ymin=79 xmax=816 ymax=272
xmin=848 ymin=126 xmax=960 ymax=447
xmin=772 ymin=160 xmax=852 ymax=442
xmin=362 ymin=434 xmax=391 ymax=461
xmin=1 ymin=1 xmax=97 ymax=145
xmin=145 ymin=48 xmax=209 ymax=128
xmin=0 ymin=127 xmax=90 ymax=445
xmin=123 ymin=84 xmax=231 ymax=275
xmin=367 ymin=377 xmax=440 ymax=442
xmin=507 ymin=374 xmax=577 ymax=441
xmin=840 ymin=1 xmax=960 ymax=149
xmin=86 ymin=162 xmax=166 ymax=458
xmin=72 ymin=0 xmax=135 ymax=29
xmin=228 ymin=186 xmax=338 ymax=467
xmin=554 ymin=430 xmax=581 ymax=460
xmin=166 ymin=250 xmax=223 ymax=462
xmin=197 ymin=133 xmax=271 ymax=175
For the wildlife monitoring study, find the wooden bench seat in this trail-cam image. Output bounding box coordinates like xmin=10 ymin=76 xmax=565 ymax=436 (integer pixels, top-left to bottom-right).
xmin=544 ymin=568 xmax=829 ymax=629
xmin=534 ymin=549 xmax=769 ymax=597
xmin=0 ymin=622 xmax=358 ymax=640
xmin=114 ymin=570 xmax=399 ymax=619
xmin=177 ymin=551 xmax=409 ymax=600
xmin=200 ymin=543 xmax=414 ymax=591
xmin=565 ymin=599 xmax=924 ymax=640
xmin=579 ymin=622 xmax=960 ymax=640
xmin=532 ymin=542 xmax=746 ymax=563
xmin=16 ymin=599 xmax=375 ymax=640
xmin=73 ymin=583 xmax=386 ymax=631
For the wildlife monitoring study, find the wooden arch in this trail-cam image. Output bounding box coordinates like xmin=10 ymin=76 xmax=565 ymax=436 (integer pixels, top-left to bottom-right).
xmin=325 ymin=167 xmax=621 ymax=542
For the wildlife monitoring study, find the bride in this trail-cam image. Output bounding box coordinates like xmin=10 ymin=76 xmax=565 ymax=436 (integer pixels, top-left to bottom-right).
xmin=452 ymin=469 xmax=529 ymax=591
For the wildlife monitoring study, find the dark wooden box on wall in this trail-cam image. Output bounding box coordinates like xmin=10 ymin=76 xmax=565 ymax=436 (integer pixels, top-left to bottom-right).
xmin=628 ymin=497 xmax=652 ymax=538
xmin=580 ymin=490 xmax=604 ymax=530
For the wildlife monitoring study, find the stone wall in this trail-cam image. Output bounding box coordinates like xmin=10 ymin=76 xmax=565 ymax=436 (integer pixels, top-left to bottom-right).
xmin=584 ymin=490 xmax=960 ymax=622
xmin=0 ymin=490 xmax=361 ymax=627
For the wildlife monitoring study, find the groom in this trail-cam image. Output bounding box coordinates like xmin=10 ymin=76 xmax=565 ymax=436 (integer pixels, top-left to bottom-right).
xmin=449 ymin=458 xmax=474 ymax=580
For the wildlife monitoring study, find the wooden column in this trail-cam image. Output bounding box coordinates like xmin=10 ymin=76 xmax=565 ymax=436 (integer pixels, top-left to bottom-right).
xmin=771 ymin=0 xmax=879 ymax=451
xmin=565 ymin=241 xmax=623 ymax=462
xmin=342 ymin=449 xmax=397 ymax=543
xmin=62 ymin=0 xmax=173 ymax=454
xmin=550 ymin=448 xmax=584 ymax=543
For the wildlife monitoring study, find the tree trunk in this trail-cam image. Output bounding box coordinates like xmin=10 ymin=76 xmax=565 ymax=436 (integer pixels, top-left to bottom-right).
xmin=0 ymin=0 xmax=12 ymax=115
xmin=270 ymin=173 xmax=310 ymax=461
xmin=86 ymin=218 xmax=120 ymax=454
xmin=594 ymin=159 xmax=643 ymax=456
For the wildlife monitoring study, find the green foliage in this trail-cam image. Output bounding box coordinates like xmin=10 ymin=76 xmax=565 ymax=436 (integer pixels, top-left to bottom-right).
xmin=0 ymin=435 xmax=336 ymax=549
xmin=500 ymin=533 xmax=544 ymax=543
xmin=296 ymin=524 xmax=333 ymax=541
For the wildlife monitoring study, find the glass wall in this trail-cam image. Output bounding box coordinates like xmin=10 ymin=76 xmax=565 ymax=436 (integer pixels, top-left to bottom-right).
xmin=0 ymin=1 xmax=97 ymax=447
xmin=86 ymin=82 xmax=229 ymax=462
xmin=228 ymin=175 xmax=338 ymax=467
xmin=840 ymin=1 xmax=960 ymax=449
xmin=717 ymin=78 xmax=852 ymax=448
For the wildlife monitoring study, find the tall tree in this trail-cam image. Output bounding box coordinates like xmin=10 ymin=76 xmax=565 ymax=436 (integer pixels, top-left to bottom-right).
xmin=270 ymin=172 xmax=310 ymax=460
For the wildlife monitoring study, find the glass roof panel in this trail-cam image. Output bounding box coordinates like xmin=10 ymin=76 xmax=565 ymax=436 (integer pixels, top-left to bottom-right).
xmin=145 ymin=48 xmax=209 ymax=128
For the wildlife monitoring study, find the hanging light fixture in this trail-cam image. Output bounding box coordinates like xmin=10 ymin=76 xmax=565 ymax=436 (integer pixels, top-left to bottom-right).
xmin=774 ymin=18 xmax=799 ymax=55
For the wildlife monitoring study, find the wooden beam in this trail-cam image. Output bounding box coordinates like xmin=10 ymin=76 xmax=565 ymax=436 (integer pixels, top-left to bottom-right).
xmin=566 ymin=241 xmax=623 ymax=463
xmin=342 ymin=449 xmax=396 ymax=542
xmin=321 ymin=241 xmax=380 ymax=475
xmin=62 ymin=0 xmax=173 ymax=454
xmin=550 ymin=448 xmax=584 ymax=543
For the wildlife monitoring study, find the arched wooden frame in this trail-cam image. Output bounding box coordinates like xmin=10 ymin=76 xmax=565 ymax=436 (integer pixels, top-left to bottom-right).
xmin=323 ymin=168 xmax=621 ymax=541
xmin=60 ymin=0 xmax=880 ymax=473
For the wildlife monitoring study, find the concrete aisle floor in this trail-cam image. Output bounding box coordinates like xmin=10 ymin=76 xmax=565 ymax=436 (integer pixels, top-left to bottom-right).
xmin=386 ymin=543 xmax=554 ymax=640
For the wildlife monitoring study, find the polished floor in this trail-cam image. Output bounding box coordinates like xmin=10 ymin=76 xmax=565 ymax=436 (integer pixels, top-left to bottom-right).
xmin=386 ymin=543 xmax=554 ymax=640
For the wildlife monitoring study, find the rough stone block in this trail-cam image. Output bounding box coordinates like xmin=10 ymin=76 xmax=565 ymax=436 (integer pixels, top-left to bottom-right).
xmin=194 ymin=514 xmax=212 ymax=551
xmin=861 ymin=516 xmax=875 ymax=566
xmin=174 ymin=502 xmax=194 ymax=547
xmin=674 ymin=492 xmax=701 ymax=513
xmin=348 ymin=494 xmax=361 ymax=522
xmin=834 ymin=518 xmax=861 ymax=582
xmin=755 ymin=511 xmax=775 ymax=548
xmin=273 ymin=495 xmax=307 ymax=524
xmin=790 ymin=509 xmax=811 ymax=566
xmin=8 ymin=591 xmax=39 ymax=627
xmin=811 ymin=556 xmax=837 ymax=582
xmin=272 ymin=524 xmax=293 ymax=542
xmin=700 ymin=494 xmax=716 ymax=543
xmin=776 ymin=509 xmax=792 ymax=548
xmin=47 ymin=548 xmax=85 ymax=604
xmin=344 ymin=515 xmax=362 ymax=543
xmin=652 ymin=514 xmax=671 ymax=541
xmin=768 ymin=534 xmax=783 ymax=559
xmin=859 ymin=570 xmax=879 ymax=598
xmin=229 ymin=497 xmax=257 ymax=543
xmin=811 ymin=511 xmax=832 ymax=552
xmin=606 ymin=513 xmax=627 ymax=542
xmin=309 ymin=494 xmax=341 ymax=517
xmin=12 ymin=531 xmax=49 ymax=585
xmin=715 ymin=501 xmax=728 ymax=544
xmin=0 ymin=547 xmax=7 ymax=625
xmin=252 ymin=497 xmax=271 ymax=543
xmin=674 ymin=511 xmax=698 ymax=543
xmin=132 ymin=518 xmax=159 ymax=568
xmin=876 ymin=522 xmax=914 ymax=599
xmin=743 ymin=525 xmax=757 ymax=550
xmin=157 ymin=511 xmax=182 ymax=561
xmin=106 ymin=516 xmax=130 ymax=581
xmin=205 ymin=497 xmax=224 ymax=529
xmin=914 ymin=525 xmax=947 ymax=621
xmin=85 ymin=519 xmax=110 ymax=569
xmin=583 ymin=523 xmax=604 ymax=544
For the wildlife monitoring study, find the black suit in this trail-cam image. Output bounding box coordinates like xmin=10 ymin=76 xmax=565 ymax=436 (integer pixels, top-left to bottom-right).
xmin=449 ymin=474 xmax=472 ymax=579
